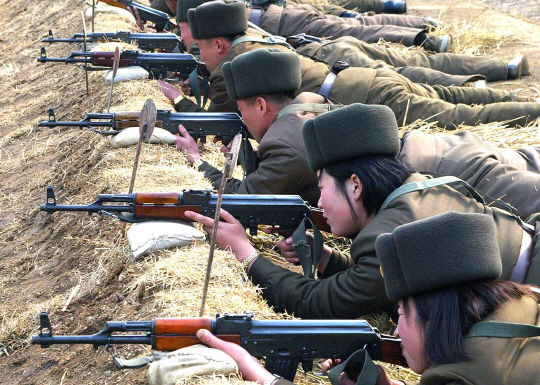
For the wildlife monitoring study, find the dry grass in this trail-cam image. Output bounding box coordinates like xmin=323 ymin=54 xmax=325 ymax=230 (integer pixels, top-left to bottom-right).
xmin=0 ymin=0 xmax=538 ymax=384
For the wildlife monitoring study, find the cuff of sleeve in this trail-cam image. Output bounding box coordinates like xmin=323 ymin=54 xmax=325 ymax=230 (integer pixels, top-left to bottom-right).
xmin=247 ymin=255 xmax=283 ymax=285
xmin=174 ymin=97 xmax=197 ymax=112
xmin=319 ymin=249 xmax=352 ymax=279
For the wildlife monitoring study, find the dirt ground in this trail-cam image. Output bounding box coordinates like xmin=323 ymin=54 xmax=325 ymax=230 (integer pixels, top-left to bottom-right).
xmin=0 ymin=0 xmax=539 ymax=384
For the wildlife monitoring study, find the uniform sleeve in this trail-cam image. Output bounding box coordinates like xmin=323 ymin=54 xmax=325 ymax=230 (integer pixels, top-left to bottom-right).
xmin=248 ymin=250 xmax=394 ymax=319
xmin=319 ymin=249 xmax=354 ymax=278
xmin=198 ymin=161 xmax=243 ymax=192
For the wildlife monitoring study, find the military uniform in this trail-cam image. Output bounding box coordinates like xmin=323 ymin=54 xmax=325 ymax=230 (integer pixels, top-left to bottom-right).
xmin=251 ymin=3 xmax=429 ymax=29
xmin=249 ymin=4 xmax=427 ymax=46
xmin=400 ymin=131 xmax=540 ymax=220
xmin=176 ymin=30 xmax=540 ymax=128
xmin=248 ymin=173 xmax=528 ymax=319
xmin=197 ymin=93 xmax=320 ymax=206
xmin=296 ymin=35 xmax=510 ymax=84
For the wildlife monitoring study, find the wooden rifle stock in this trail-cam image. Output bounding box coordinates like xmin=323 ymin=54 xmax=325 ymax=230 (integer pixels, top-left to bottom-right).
xmin=310 ymin=208 xmax=331 ymax=233
xmin=92 ymin=51 xmax=134 ymax=67
xmin=381 ymin=338 xmax=408 ymax=367
xmin=99 ymin=0 xmax=128 ymax=10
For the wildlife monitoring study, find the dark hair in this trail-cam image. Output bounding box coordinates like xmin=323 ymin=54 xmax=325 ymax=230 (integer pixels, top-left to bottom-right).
xmin=203 ymin=33 xmax=245 ymax=45
xmin=403 ymin=281 xmax=537 ymax=366
xmin=321 ymin=155 xmax=413 ymax=218
xmin=244 ymin=92 xmax=296 ymax=108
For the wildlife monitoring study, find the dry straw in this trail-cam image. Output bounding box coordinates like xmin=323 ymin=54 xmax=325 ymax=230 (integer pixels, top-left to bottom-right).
xmin=0 ymin=0 xmax=538 ymax=384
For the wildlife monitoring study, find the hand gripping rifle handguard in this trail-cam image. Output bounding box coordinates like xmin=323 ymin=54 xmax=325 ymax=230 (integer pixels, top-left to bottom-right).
xmin=32 ymin=312 xmax=407 ymax=381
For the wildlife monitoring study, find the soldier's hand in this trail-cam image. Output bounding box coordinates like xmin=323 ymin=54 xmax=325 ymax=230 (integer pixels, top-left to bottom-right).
xmin=175 ymin=124 xmax=200 ymax=164
xmin=157 ymin=80 xmax=181 ymax=102
xmin=277 ymin=233 xmax=333 ymax=271
xmin=184 ymin=209 xmax=256 ymax=260
xmin=128 ymin=6 xmax=145 ymax=31
xmin=179 ymin=79 xmax=193 ymax=96
xmin=196 ymin=329 xmax=276 ymax=384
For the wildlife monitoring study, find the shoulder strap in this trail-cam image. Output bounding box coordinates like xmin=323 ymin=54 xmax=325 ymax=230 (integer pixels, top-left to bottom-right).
xmin=230 ymin=35 xmax=293 ymax=50
xmin=467 ymin=321 xmax=540 ymax=338
xmin=379 ymin=176 xmax=486 ymax=211
xmin=276 ymin=103 xmax=343 ymax=120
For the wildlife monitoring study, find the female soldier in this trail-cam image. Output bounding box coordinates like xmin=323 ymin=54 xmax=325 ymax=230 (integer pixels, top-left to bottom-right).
xmin=185 ymin=103 xmax=538 ymax=320
xmin=193 ymin=211 xmax=540 ymax=385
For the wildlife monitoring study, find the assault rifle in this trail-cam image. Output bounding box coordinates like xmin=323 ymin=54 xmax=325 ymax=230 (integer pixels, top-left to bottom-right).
xmin=32 ymin=312 xmax=407 ymax=380
xmin=40 ymin=187 xmax=331 ymax=235
xmin=38 ymin=108 xmax=246 ymax=142
xmin=37 ymin=47 xmax=209 ymax=80
xmin=43 ymin=30 xmax=184 ymax=53
xmin=98 ymin=0 xmax=177 ymax=32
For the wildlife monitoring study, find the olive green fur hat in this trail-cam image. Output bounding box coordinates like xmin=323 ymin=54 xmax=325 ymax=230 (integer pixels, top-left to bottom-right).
xmin=376 ymin=212 xmax=503 ymax=302
xmin=177 ymin=0 xmax=210 ymax=22
xmin=301 ymin=103 xmax=400 ymax=172
xmin=223 ymin=49 xmax=301 ymax=100
xmin=188 ymin=0 xmax=248 ymax=39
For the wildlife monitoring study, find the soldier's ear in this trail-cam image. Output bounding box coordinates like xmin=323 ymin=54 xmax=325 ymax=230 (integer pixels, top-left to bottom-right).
xmin=256 ymin=97 xmax=268 ymax=115
xmin=350 ymin=174 xmax=362 ymax=201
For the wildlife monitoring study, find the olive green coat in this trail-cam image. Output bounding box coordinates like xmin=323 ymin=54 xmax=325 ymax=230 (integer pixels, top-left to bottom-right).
xmin=275 ymin=296 xmax=540 ymax=385
xmin=297 ymin=36 xmax=509 ymax=83
xmin=198 ymin=93 xmax=321 ymax=206
xmin=254 ymin=4 xmax=424 ymax=46
xmin=400 ymin=131 xmax=540 ymax=220
xmin=417 ymin=296 xmax=540 ymax=385
xmin=174 ymin=29 xmax=540 ymax=128
xmin=248 ymin=173 xmax=525 ymax=319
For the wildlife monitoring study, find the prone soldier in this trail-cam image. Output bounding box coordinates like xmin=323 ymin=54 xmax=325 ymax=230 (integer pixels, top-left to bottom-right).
xmin=185 ymin=102 xmax=540 ymax=320
xmin=173 ymin=0 xmax=540 ymax=129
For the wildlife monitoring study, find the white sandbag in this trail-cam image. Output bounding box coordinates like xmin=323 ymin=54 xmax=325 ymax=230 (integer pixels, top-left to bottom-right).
xmin=148 ymin=345 xmax=238 ymax=385
xmin=109 ymin=126 xmax=177 ymax=148
xmin=84 ymin=3 xmax=136 ymax=23
xmin=127 ymin=220 xmax=205 ymax=259
xmin=105 ymin=66 xmax=150 ymax=85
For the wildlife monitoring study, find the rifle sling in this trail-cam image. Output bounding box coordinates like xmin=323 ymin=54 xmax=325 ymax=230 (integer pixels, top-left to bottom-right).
xmin=292 ymin=217 xmax=323 ymax=279
xmin=467 ymin=321 xmax=540 ymax=339
xmin=379 ymin=176 xmax=533 ymax=233
xmin=111 ymin=354 xmax=154 ymax=369
xmin=328 ymin=349 xmax=378 ymax=385
xmin=188 ymin=67 xmax=209 ymax=108
xmin=231 ymin=33 xmax=293 ymax=50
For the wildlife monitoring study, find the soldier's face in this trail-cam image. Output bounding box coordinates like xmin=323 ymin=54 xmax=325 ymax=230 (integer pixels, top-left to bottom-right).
xmin=196 ymin=38 xmax=223 ymax=73
xmin=395 ymin=299 xmax=428 ymax=374
xmin=179 ymin=22 xmax=194 ymax=50
xmin=237 ymin=99 xmax=273 ymax=143
xmin=316 ymin=170 xmax=364 ymax=237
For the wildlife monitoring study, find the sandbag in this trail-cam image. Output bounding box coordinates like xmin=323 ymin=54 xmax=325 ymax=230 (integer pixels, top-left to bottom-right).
xmin=105 ymin=66 xmax=150 ymax=85
xmin=84 ymin=3 xmax=136 ymax=22
xmin=127 ymin=220 xmax=205 ymax=260
xmin=109 ymin=126 xmax=177 ymax=148
xmin=148 ymin=344 xmax=238 ymax=385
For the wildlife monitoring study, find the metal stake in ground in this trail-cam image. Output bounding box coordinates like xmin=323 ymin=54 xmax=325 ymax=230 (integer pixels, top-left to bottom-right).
xmin=106 ymin=47 xmax=120 ymax=114
xmin=199 ymin=133 xmax=243 ymax=316
xmin=82 ymin=11 xmax=90 ymax=96
xmin=91 ymin=0 xmax=96 ymax=33
xmin=128 ymin=99 xmax=157 ymax=194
